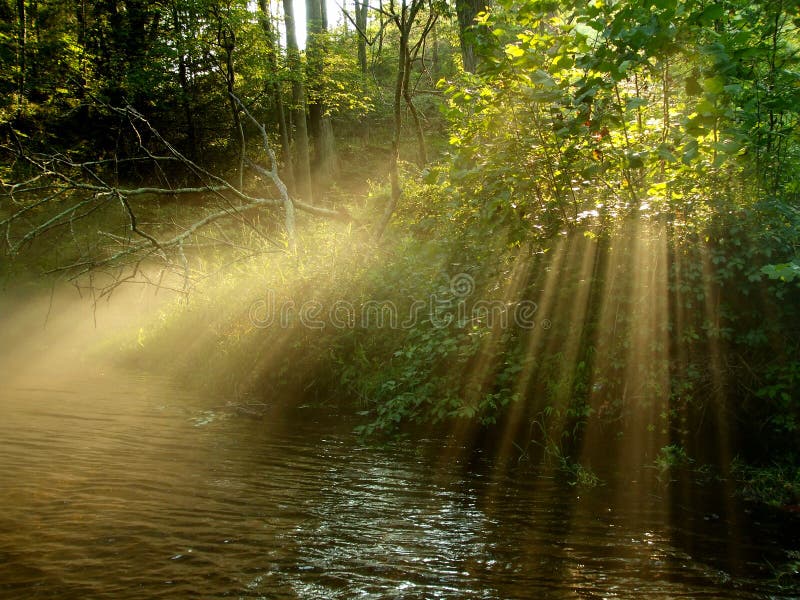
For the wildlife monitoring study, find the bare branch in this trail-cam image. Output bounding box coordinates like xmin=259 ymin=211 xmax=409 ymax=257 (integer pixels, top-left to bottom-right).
xmin=230 ymin=91 xmax=297 ymax=252
xmin=1 ymin=97 xmax=357 ymax=296
xmin=116 ymin=190 xmax=166 ymax=257
xmin=337 ymin=2 xmax=390 ymax=45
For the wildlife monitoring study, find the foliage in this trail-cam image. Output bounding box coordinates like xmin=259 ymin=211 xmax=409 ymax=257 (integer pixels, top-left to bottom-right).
xmin=440 ymin=0 xmax=799 ymax=240
xmin=559 ymin=458 xmax=603 ymax=488
xmin=654 ymin=443 xmax=692 ymax=473
xmin=732 ymin=460 xmax=800 ymax=508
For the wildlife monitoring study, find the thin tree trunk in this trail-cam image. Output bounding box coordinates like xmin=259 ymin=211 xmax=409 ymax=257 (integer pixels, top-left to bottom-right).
xmin=376 ymin=0 xmax=384 ymax=62
xmin=258 ymin=0 xmax=293 ymax=191
xmin=355 ymin=0 xmax=369 ymax=146
xmin=306 ymin=0 xmax=323 ymax=143
xmin=402 ymin=47 xmax=426 ymax=166
xmin=375 ymin=18 xmax=407 ymax=239
xmin=173 ymin=4 xmax=198 ymax=163
xmin=29 ymin=0 xmax=37 ymax=84
xmin=16 ymin=0 xmax=26 ymax=107
xmin=178 ymin=53 xmax=198 ymax=163
xmin=375 ymin=0 xmax=431 ymax=237
xmin=223 ymin=40 xmax=244 ymax=190
xmin=355 ymin=0 xmax=368 ymax=74
xmin=431 ymin=21 xmax=439 ymax=75
xmin=76 ymin=0 xmax=87 ymax=98
xmin=456 ymin=0 xmax=484 ymax=73
xmin=283 ymin=0 xmax=312 ymax=202
xmin=306 ymin=0 xmax=336 ymax=187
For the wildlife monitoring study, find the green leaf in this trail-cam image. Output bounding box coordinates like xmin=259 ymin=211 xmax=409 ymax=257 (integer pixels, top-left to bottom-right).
xmin=651 ymin=0 xmax=676 ymax=9
xmin=696 ymin=98 xmax=717 ymax=116
xmin=505 ymin=44 xmax=524 ymax=59
xmin=657 ymin=144 xmax=677 ymax=162
xmin=682 ymin=139 xmax=699 ymax=164
xmin=699 ymin=3 xmax=724 ymax=23
xmin=531 ymin=69 xmax=557 ymax=88
xmin=762 ymin=262 xmax=800 ymax=283
xmin=554 ymin=54 xmax=574 ymax=70
xmin=685 ymin=77 xmax=702 ymax=96
xmin=703 ymin=77 xmax=725 ymax=95
xmin=626 ymin=151 xmax=646 ymax=169
xmin=626 ymin=97 xmax=648 ymax=110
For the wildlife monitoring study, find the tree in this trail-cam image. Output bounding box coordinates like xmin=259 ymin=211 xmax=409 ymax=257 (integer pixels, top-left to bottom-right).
xmin=282 ymin=0 xmax=313 ymax=202
xmin=168 ymin=0 xmax=201 ymax=163
xmin=455 ymin=0 xmax=485 ymax=73
xmin=257 ymin=0 xmax=293 ymax=189
xmin=305 ymin=0 xmax=336 ymax=184
xmin=375 ymin=0 xmax=438 ymax=238
xmin=355 ymin=0 xmax=369 ymax=74
xmin=15 ymin=0 xmax=25 ymax=105
xmin=212 ymin=3 xmax=246 ymax=189
xmin=0 ymin=100 xmax=350 ymax=294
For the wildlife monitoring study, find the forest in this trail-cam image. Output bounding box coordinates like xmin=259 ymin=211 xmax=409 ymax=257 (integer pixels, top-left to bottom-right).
xmin=1 ymin=0 xmax=800 ymax=595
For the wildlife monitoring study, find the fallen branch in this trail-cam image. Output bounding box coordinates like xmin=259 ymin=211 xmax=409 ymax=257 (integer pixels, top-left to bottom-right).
xmin=1 ymin=98 xmax=356 ymax=296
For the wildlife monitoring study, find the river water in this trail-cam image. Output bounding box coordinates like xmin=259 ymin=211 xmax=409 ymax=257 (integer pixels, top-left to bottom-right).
xmin=0 ymin=288 xmax=798 ymax=599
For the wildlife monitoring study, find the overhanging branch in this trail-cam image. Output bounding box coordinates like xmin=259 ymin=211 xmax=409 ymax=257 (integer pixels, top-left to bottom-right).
xmin=0 ymin=98 xmax=356 ymax=295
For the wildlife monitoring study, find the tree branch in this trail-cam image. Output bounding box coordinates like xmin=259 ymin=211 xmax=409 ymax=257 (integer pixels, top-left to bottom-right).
xmin=1 ymin=98 xmax=357 ymax=296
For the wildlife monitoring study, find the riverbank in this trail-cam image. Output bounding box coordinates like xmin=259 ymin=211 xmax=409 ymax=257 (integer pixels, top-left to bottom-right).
xmin=1 ymin=258 xmax=799 ymax=594
xmin=89 ymin=178 xmax=799 ymax=517
xmin=1 ymin=338 xmax=799 ymax=597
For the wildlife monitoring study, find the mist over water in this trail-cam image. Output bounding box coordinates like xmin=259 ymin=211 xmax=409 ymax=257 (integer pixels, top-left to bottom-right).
xmin=0 ymin=285 xmax=798 ymax=599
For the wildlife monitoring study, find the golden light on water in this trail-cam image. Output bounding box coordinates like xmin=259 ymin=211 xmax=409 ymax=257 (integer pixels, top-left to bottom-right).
xmin=6 ymin=216 xmax=738 ymax=490
xmin=0 ymin=214 xmax=790 ymax=597
xmin=423 ymin=216 xmax=747 ymax=545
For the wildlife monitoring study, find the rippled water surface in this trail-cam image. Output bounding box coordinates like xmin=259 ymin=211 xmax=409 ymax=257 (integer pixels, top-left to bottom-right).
xmin=0 ymin=290 xmax=798 ymax=598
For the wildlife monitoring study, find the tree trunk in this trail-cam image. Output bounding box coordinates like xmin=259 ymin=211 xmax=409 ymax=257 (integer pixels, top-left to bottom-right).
xmin=283 ymin=0 xmax=312 ymax=202
xmin=178 ymin=53 xmax=198 ymax=163
xmin=220 ymin=29 xmax=244 ymax=190
xmin=75 ymin=0 xmax=88 ymax=98
xmin=258 ymin=0 xmax=293 ymax=191
xmin=456 ymin=0 xmax=484 ymax=73
xmin=402 ymin=47 xmax=426 ymax=166
xmin=375 ymin=0 xmax=432 ymax=237
xmin=354 ymin=0 xmax=369 ymax=146
xmin=16 ymin=0 xmax=26 ymax=106
xmin=355 ymin=0 xmax=368 ymax=74
xmin=306 ymin=0 xmax=323 ymax=143
xmin=173 ymin=3 xmax=198 ymax=163
xmin=306 ymin=0 xmax=336 ymax=188
xmin=375 ymin=16 xmax=407 ymax=239
xmin=431 ymin=21 xmax=439 ymax=75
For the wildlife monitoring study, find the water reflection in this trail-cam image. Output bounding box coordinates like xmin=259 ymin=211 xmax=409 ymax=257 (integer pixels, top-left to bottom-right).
xmin=0 ymin=366 xmax=798 ymax=598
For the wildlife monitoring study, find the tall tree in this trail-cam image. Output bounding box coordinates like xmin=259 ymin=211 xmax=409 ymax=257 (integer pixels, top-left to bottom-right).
xmin=305 ymin=0 xmax=323 ymax=150
xmin=354 ymin=0 xmax=368 ymax=74
xmin=171 ymin=0 xmax=199 ymax=162
xmin=375 ymin=0 xmax=437 ymax=238
xmin=16 ymin=0 xmax=26 ymax=106
xmin=0 ymin=0 xmax=15 ymax=105
xmin=257 ymin=0 xmax=293 ymax=190
xmin=305 ymin=0 xmax=336 ymax=184
xmin=212 ymin=5 xmax=245 ymax=189
xmin=455 ymin=0 xmax=485 ymax=73
xmin=282 ymin=0 xmax=312 ymax=202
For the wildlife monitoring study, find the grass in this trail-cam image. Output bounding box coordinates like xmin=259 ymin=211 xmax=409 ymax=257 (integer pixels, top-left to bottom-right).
xmin=732 ymin=460 xmax=800 ymax=508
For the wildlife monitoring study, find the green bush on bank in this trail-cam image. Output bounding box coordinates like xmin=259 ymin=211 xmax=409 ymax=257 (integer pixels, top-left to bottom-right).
xmin=123 ymin=166 xmax=799 ymax=482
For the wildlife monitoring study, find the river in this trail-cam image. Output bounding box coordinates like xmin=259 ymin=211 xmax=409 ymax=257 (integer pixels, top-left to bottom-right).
xmin=0 ymin=286 xmax=798 ymax=598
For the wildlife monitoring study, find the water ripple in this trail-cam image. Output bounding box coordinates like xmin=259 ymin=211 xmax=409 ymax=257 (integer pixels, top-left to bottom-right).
xmin=0 ymin=373 xmax=798 ymax=599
